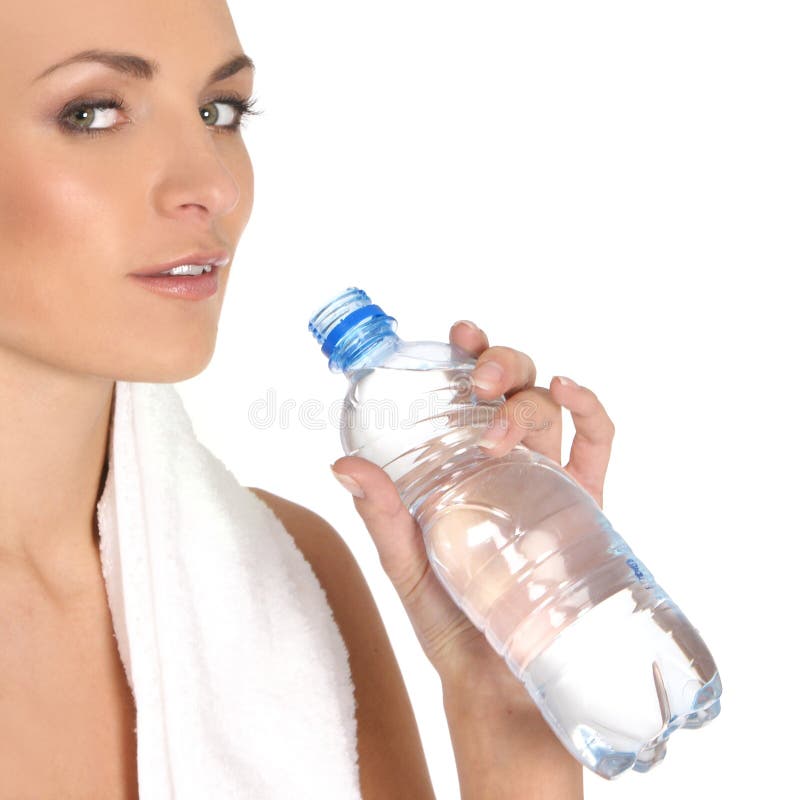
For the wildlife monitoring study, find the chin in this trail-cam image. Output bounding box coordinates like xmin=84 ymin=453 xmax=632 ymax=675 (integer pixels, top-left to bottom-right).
xmin=114 ymin=335 xmax=219 ymax=384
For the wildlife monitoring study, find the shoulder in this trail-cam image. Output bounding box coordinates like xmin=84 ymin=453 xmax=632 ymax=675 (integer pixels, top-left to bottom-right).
xmin=246 ymin=486 xmax=436 ymax=800
xmin=247 ymin=486 xmax=345 ymax=569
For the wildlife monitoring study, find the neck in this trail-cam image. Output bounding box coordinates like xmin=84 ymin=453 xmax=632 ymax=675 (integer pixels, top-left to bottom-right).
xmin=0 ymin=346 xmax=115 ymax=582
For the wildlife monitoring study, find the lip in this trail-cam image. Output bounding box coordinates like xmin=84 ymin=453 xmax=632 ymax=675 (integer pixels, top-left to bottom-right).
xmin=131 ymin=249 xmax=231 ymax=276
xmin=130 ymin=265 xmax=222 ymax=300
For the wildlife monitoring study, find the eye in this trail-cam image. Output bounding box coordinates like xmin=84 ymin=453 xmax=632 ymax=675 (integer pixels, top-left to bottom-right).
xmin=58 ymin=93 xmax=261 ymax=138
xmin=199 ymin=94 xmax=261 ymax=132
xmin=58 ymin=96 xmax=127 ymax=137
xmin=66 ymin=105 xmax=122 ymax=130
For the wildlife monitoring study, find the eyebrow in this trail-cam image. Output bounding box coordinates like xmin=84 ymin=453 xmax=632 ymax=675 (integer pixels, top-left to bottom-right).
xmin=33 ymin=50 xmax=255 ymax=85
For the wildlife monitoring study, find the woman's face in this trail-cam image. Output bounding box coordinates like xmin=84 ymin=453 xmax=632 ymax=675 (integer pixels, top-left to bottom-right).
xmin=0 ymin=0 xmax=255 ymax=383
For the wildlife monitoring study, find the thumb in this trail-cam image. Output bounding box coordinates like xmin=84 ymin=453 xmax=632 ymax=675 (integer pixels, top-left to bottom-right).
xmin=331 ymin=455 xmax=491 ymax=675
xmin=330 ymin=455 xmax=430 ymax=601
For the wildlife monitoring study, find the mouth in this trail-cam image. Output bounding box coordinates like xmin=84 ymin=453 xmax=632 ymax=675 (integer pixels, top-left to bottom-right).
xmin=131 ymin=249 xmax=231 ymax=277
xmin=155 ymin=263 xmax=216 ymax=276
xmin=129 ymin=261 xmax=226 ymax=300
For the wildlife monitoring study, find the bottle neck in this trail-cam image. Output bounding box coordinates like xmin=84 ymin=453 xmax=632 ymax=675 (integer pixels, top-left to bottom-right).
xmin=334 ymin=325 xmax=400 ymax=374
xmin=308 ymin=287 xmax=400 ymax=373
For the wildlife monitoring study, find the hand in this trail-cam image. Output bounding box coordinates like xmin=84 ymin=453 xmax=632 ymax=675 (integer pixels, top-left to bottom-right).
xmin=330 ymin=319 xmax=616 ymax=694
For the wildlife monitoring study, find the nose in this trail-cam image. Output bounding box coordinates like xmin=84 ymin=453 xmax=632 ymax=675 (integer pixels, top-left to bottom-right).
xmin=149 ymin=109 xmax=242 ymax=222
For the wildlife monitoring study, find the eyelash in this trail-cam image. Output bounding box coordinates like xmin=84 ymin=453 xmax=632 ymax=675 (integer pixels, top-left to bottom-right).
xmin=57 ymin=92 xmax=262 ymax=138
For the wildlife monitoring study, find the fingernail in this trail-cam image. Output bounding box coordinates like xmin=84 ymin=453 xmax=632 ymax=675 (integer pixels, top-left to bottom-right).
xmin=557 ymin=375 xmax=577 ymax=387
xmin=454 ymin=319 xmax=480 ymax=333
xmin=330 ymin=467 xmax=365 ymax=498
xmin=478 ymin=417 xmax=508 ymax=449
xmin=472 ymin=361 xmax=504 ymax=391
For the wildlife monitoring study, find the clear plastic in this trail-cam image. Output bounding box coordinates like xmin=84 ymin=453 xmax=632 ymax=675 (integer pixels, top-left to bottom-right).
xmin=309 ymin=289 xmax=722 ymax=780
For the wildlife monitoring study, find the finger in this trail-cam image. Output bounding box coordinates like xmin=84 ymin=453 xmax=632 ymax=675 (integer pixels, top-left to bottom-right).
xmin=449 ymin=322 xmax=538 ymax=402
xmin=476 ymin=387 xmax=563 ymax=463
xmin=549 ymin=376 xmax=615 ymax=507
xmin=329 ymin=455 xmax=432 ymax=601
xmin=469 ymin=345 xmax=538 ymax=402
xmin=331 ymin=455 xmax=490 ymax=670
xmin=449 ymin=320 xmax=490 ymax=358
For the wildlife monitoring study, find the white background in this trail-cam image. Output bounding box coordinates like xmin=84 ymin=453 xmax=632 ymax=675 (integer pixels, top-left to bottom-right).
xmin=176 ymin=2 xmax=797 ymax=797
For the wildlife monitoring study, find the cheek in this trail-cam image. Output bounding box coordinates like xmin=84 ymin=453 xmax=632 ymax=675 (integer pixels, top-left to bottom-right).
xmin=0 ymin=134 xmax=253 ymax=381
xmin=0 ymin=147 xmax=126 ymax=270
xmin=0 ymin=147 xmax=130 ymax=358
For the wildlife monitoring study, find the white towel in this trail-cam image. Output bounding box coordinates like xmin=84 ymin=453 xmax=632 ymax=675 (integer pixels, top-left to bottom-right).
xmin=95 ymin=380 xmax=362 ymax=799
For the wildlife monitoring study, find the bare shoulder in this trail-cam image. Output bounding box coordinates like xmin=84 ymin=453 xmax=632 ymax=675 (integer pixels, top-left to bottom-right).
xmin=246 ymin=486 xmax=436 ymax=800
xmin=246 ymin=486 xmax=346 ymax=567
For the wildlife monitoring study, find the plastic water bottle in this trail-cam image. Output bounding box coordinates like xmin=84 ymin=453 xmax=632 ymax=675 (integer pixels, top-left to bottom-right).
xmin=308 ymin=287 xmax=722 ymax=780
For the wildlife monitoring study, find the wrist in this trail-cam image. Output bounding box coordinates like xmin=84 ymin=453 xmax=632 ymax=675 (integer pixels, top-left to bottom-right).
xmin=439 ymin=647 xmax=584 ymax=799
xmin=441 ymin=678 xmax=584 ymax=800
xmin=440 ymin=654 xmax=550 ymax=731
xmin=436 ymin=633 xmax=540 ymax=714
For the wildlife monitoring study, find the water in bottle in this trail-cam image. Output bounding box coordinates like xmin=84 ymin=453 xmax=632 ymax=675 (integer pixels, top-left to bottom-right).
xmin=308 ymin=287 xmax=722 ymax=780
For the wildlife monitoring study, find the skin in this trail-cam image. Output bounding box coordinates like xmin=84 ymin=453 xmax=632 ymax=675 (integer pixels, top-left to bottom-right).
xmin=331 ymin=321 xmax=614 ymax=672
xmin=0 ymin=0 xmax=615 ymax=794
xmin=0 ymin=1 xmax=254 ymax=794
xmin=334 ymin=320 xmax=616 ymax=688
xmin=333 ymin=324 xmax=615 ymax=797
xmin=0 ymin=0 xmax=254 ymax=592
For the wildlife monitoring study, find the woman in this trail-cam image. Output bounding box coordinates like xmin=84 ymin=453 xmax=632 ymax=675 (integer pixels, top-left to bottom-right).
xmin=0 ymin=0 xmax=614 ymax=796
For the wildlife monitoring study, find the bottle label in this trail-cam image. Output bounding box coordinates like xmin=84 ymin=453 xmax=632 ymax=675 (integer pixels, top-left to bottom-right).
xmin=626 ymin=558 xmax=646 ymax=581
